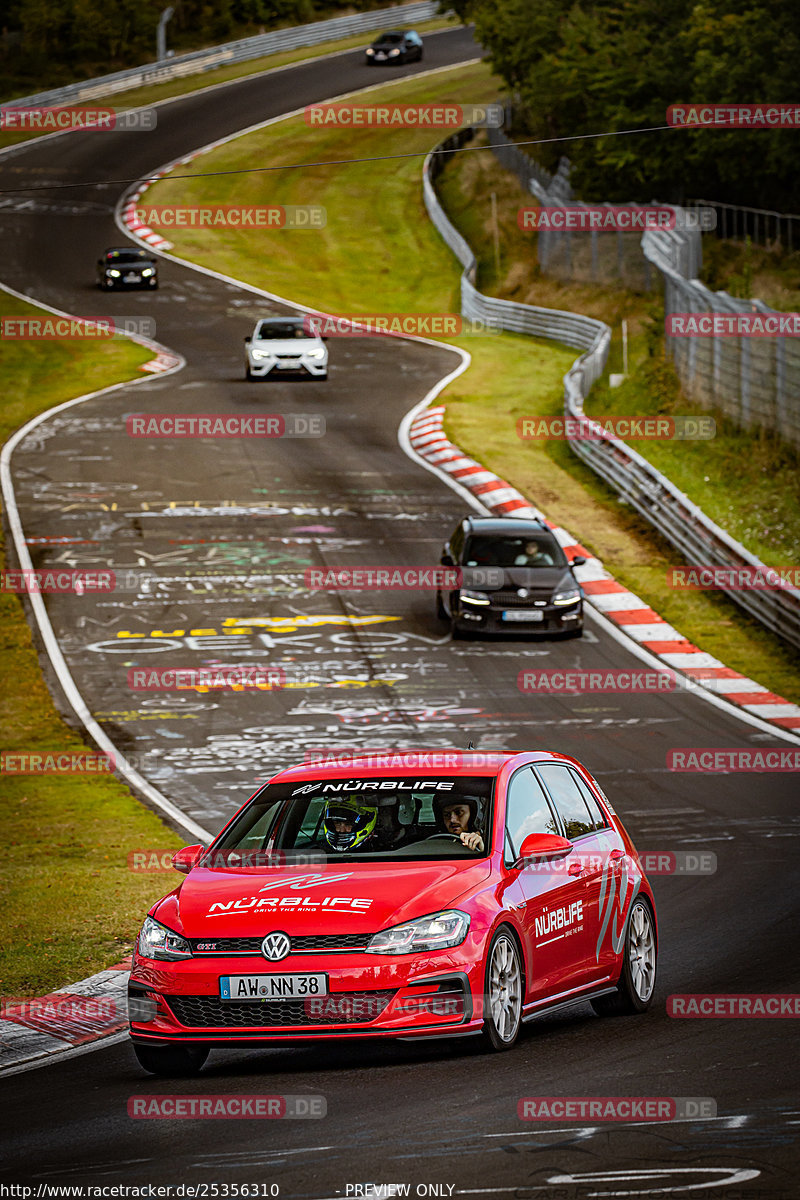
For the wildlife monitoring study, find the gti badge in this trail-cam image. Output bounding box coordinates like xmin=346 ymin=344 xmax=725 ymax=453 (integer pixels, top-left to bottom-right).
xmin=261 ymin=931 xmax=291 ymax=961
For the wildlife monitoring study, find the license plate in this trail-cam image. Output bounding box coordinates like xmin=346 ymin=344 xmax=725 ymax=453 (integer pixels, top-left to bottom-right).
xmin=375 ymin=52 xmax=386 ymax=59
xmin=124 ymin=275 xmax=139 ymax=283
xmin=502 ymin=610 xmax=544 ymax=622
xmin=220 ymin=973 xmax=327 ymax=1000
xmin=277 ymin=360 xmax=302 ymax=368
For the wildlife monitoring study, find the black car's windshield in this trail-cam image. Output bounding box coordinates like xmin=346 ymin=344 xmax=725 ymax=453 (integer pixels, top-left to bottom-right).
xmin=256 ymin=322 xmax=307 ymax=340
xmin=464 ymin=534 xmax=566 ymax=569
xmin=209 ymin=776 xmax=494 ymax=863
xmin=377 ymin=33 xmax=404 ymax=43
xmin=105 ymin=250 xmax=149 ymax=262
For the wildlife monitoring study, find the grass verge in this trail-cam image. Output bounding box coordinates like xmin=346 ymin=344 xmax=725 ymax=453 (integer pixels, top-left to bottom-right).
xmin=140 ymin=66 xmax=800 ymax=705
xmin=0 ymin=291 xmax=185 ymax=997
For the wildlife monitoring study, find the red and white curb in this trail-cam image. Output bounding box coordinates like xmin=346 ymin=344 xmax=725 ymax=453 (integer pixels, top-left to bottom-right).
xmin=409 ymin=406 xmax=800 ymax=733
xmin=0 ymin=958 xmax=130 ymax=1074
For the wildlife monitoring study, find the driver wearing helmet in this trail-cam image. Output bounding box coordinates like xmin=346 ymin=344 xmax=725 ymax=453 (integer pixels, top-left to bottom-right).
xmin=434 ymin=795 xmax=485 ymax=852
xmin=321 ymin=796 xmax=379 ymax=853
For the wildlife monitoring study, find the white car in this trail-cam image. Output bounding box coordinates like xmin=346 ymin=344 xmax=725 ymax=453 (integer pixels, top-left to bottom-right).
xmin=244 ymin=317 xmax=328 ymax=381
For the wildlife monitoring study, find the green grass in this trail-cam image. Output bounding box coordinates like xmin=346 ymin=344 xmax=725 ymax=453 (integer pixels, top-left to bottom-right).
xmin=0 ymin=15 xmax=461 ymax=151
xmin=0 ymin=291 xmax=185 ymax=997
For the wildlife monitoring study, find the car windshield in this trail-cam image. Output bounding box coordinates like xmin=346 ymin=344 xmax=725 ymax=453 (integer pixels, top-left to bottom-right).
xmin=256 ymin=322 xmax=307 ymax=340
xmin=105 ymin=250 xmax=149 ymax=262
xmin=377 ymin=33 xmax=404 ymax=43
xmin=208 ymin=776 xmax=494 ymax=863
xmin=464 ymin=534 xmax=566 ymax=569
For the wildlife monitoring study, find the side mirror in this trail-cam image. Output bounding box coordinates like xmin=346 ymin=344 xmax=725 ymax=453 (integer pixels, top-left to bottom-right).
xmin=171 ymin=844 xmax=206 ymax=874
xmin=441 ymin=550 xmax=454 ymax=567
xmin=244 ymin=335 xmax=251 ymax=343
xmin=571 ymin=555 xmax=586 ymax=567
xmin=513 ymin=833 xmax=573 ymax=869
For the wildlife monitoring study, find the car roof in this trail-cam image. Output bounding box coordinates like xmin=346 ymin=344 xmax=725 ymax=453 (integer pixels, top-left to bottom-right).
xmin=462 ymin=516 xmax=550 ymax=536
xmin=268 ymin=750 xmax=586 ymax=785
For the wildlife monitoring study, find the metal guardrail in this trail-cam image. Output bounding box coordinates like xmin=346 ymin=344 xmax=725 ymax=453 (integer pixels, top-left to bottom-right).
xmin=424 ymin=129 xmax=800 ymax=651
xmin=2 ymin=1 xmax=441 ymax=108
xmin=689 ymin=197 xmax=800 ymax=251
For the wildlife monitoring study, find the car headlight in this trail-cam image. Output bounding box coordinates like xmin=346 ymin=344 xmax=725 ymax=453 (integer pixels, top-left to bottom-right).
xmin=460 ymin=589 xmax=490 ymax=606
xmin=137 ymin=915 xmax=193 ymax=961
xmin=251 ymin=349 xmax=273 ymax=360
xmin=553 ymin=588 xmax=581 ymax=606
xmin=107 ymin=269 xmax=121 ymax=277
xmin=306 ymin=348 xmax=326 ymax=359
xmin=366 ymin=48 xmax=375 ymax=55
xmin=365 ymin=910 xmax=470 ymax=955
xmin=388 ymin=48 xmax=401 ymax=56
xmin=141 ymin=268 xmax=155 ymax=277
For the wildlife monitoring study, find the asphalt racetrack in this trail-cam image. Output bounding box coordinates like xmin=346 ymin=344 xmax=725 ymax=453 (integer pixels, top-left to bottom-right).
xmin=0 ymin=25 xmax=798 ymax=1198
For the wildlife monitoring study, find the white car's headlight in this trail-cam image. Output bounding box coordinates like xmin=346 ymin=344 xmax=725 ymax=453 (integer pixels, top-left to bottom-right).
xmin=251 ymin=349 xmax=273 ymax=360
xmin=388 ymin=48 xmax=401 ymax=56
xmin=460 ymin=589 xmax=490 ymax=605
xmin=306 ymin=348 xmax=326 ymax=359
xmin=107 ymin=269 xmax=121 ymax=277
xmin=138 ymin=915 xmax=193 ymax=960
xmin=553 ymin=588 xmax=581 ymax=606
xmin=366 ymin=910 xmax=470 ymax=955
xmin=141 ymin=268 xmax=155 ymax=277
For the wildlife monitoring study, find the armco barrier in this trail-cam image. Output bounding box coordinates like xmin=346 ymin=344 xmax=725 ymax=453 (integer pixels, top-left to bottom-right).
xmin=2 ymin=2 xmax=441 ymax=109
xmin=424 ymin=129 xmax=800 ymax=651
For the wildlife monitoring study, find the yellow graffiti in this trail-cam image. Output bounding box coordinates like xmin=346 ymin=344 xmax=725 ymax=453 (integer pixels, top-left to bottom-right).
xmin=115 ymin=615 xmax=401 ymax=639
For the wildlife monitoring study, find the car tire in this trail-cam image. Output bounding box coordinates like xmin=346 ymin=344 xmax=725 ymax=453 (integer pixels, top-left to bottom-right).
xmin=318 ymin=372 xmax=328 ymax=381
xmin=245 ymin=366 xmax=253 ymax=381
xmin=436 ymin=590 xmax=447 ymax=620
xmin=591 ymin=897 xmax=656 ymax=1017
xmin=418 ymin=49 xmax=424 ymax=60
xmin=480 ymin=928 xmax=523 ymax=1051
xmin=133 ymin=1042 xmax=209 ymax=1077
xmin=560 ymin=626 xmax=583 ymax=639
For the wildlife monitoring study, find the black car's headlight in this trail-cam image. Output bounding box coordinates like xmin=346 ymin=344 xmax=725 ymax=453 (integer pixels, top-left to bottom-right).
xmin=137 ymin=916 xmax=193 ymax=961
xmin=141 ymin=267 xmax=155 ymax=277
xmin=107 ymin=269 xmax=121 ymax=277
xmin=552 ymin=588 xmax=581 ymax=606
xmin=365 ymin=910 xmax=470 ymax=955
xmin=388 ymin=48 xmax=401 ymax=56
xmin=460 ymin=589 xmax=490 ymax=606
xmin=366 ymin=47 xmax=375 ymax=55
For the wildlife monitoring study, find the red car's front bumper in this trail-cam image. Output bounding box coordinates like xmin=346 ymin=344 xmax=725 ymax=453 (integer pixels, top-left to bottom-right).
xmin=129 ymin=948 xmax=487 ymax=1045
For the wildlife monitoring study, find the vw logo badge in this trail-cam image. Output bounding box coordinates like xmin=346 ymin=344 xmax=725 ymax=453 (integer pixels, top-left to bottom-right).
xmin=517 ymin=588 xmax=529 ymax=598
xmin=261 ymin=931 xmax=291 ymax=961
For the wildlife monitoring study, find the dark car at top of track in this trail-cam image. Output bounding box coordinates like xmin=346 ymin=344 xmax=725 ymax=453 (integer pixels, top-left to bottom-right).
xmin=365 ymin=30 xmax=423 ymax=65
xmin=128 ymin=750 xmax=657 ymax=1076
xmin=97 ymin=247 xmax=158 ymax=290
xmin=436 ymin=514 xmax=586 ymax=638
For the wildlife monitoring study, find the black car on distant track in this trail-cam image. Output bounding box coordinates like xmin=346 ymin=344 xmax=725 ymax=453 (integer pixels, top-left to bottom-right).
xmin=365 ymin=29 xmax=423 ymax=65
xmin=436 ymin=515 xmax=586 ymax=638
xmin=97 ymin=247 xmax=158 ymax=290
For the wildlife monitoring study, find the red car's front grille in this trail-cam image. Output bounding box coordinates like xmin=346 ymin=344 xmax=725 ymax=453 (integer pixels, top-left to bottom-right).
xmin=165 ymin=990 xmax=397 ymax=1028
xmin=189 ymin=934 xmax=373 ymax=956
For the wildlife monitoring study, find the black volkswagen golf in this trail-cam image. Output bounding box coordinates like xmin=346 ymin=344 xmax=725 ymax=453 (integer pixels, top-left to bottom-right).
xmin=365 ymin=29 xmax=423 ymax=65
xmin=436 ymin=516 xmax=585 ymax=638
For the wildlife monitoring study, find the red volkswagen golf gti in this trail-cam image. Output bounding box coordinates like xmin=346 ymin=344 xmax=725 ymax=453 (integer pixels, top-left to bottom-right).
xmin=129 ymin=751 xmax=658 ymax=1075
